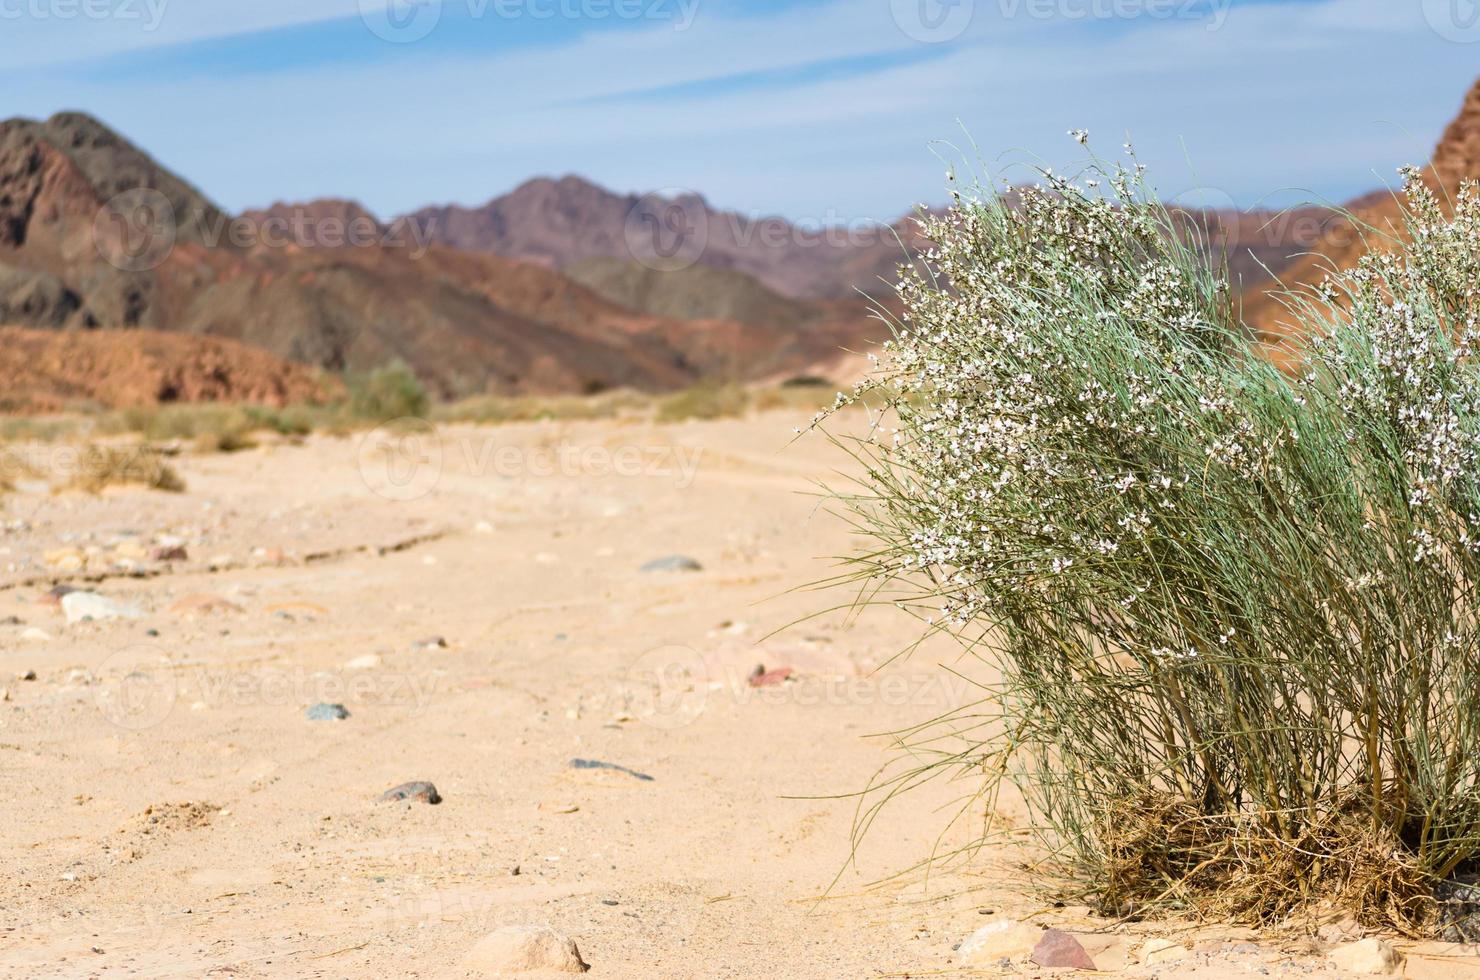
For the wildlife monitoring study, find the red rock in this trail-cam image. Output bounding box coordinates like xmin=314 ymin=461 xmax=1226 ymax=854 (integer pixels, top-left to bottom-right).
xmin=748 ymin=666 xmax=795 ymax=688
xmin=1031 ymin=930 xmax=1096 ymax=971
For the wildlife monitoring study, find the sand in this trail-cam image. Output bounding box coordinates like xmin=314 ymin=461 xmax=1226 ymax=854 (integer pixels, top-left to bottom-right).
xmin=2 ymin=412 xmax=1478 ymax=978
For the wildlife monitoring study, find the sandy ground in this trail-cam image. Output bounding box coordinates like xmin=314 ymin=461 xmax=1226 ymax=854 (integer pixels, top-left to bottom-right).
xmin=3 ymin=411 xmax=1480 ymax=979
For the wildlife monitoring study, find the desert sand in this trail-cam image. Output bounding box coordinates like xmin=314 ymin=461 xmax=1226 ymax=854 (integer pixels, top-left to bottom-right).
xmin=3 ymin=411 xmax=1479 ymax=978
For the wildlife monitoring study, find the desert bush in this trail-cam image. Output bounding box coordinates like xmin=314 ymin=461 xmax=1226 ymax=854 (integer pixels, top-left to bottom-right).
xmin=655 ymin=382 xmax=750 ymax=423
xmin=64 ymin=445 xmax=185 ymax=494
xmin=348 ymin=361 xmax=429 ymax=423
xmin=823 ymin=148 xmax=1480 ymax=934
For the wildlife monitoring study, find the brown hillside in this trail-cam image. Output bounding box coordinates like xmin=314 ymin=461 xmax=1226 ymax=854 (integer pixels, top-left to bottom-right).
xmin=0 ymin=326 xmax=330 ymax=412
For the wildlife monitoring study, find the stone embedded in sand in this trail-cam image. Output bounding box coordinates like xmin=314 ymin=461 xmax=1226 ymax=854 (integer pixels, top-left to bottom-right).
xmin=958 ymin=918 xmax=1042 ymax=966
xmin=306 ymin=703 xmax=350 ymax=721
xmin=1327 ymin=938 xmax=1402 ymax=975
xmin=1139 ymin=937 xmax=1190 ymax=965
xmin=61 ymin=592 xmax=144 ymax=625
xmin=1031 ymin=929 xmax=1096 ymax=970
xmin=378 ymin=781 xmax=441 ymax=805
xmin=43 ymin=547 xmax=85 ymax=571
xmin=640 ymin=555 xmax=702 ymax=573
xmin=344 ymin=654 xmax=382 ymax=670
xmin=151 ymin=545 xmax=188 ymax=562
xmin=461 ymin=925 xmax=589 ymax=975
xmin=412 ymin=636 xmax=448 ymax=651
xmin=20 ymin=627 xmax=51 ymax=643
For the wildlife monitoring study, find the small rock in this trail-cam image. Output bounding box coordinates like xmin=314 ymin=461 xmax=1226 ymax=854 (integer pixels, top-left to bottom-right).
xmin=37 ymin=585 xmax=77 ymax=607
xmin=19 ymin=670 xmax=37 ymax=681
xmin=306 ymin=703 xmax=350 ymax=721
xmin=151 ymin=545 xmax=188 ymax=562
xmin=344 ymin=654 xmax=382 ymax=670
xmin=1139 ymin=937 xmax=1190 ymax=966
xmin=474 ymin=520 xmax=494 ymax=534
xmin=167 ymin=594 xmax=244 ymax=618
xmin=569 ymin=758 xmax=654 ymax=782
xmin=539 ymin=802 xmax=580 ymax=814
xmin=43 ymin=547 xmax=85 ymax=572
xmin=1327 ymin=938 xmax=1402 ymax=975
xmin=378 ymin=781 xmax=441 ymax=805
xmin=412 ymin=636 xmax=448 ymax=651
xmin=461 ymin=925 xmax=589 ymax=975
xmin=61 ymin=592 xmax=144 ymax=625
xmin=640 ymin=555 xmax=702 ymax=573
xmin=0 ymin=615 xmax=22 ymax=626
xmin=958 ymin=918 xmax=1042 ymax=966
xmin=1031 ymin=930 xmax=1096 ymax=971
xmin=748 ymin=665 xmax=794 ymax=688
xmin=21 ymin=627 xmax=52 ymax=643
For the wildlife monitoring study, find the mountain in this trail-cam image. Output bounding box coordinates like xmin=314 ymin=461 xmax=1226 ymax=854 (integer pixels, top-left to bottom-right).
xmin=1242 ymin=76 xmax=1480 ymax=342
xmin=0 ymin=114 xmax=885 ymax=401
xmin=392 ymin=176 xmax=920 ymax=301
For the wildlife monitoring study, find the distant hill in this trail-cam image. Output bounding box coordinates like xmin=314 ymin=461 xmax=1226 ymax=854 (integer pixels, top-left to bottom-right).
xmin=391 ymin=175 xmax=921 ymax=301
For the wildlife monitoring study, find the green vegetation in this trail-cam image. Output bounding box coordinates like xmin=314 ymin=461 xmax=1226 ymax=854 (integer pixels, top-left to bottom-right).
xmin=822 ymin=150 xmax=1480 ymax=934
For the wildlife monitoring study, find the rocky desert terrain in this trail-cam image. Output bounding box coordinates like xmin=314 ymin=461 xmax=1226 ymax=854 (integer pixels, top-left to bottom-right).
xmin=3 ymin=411 xmax=1480 ymax=978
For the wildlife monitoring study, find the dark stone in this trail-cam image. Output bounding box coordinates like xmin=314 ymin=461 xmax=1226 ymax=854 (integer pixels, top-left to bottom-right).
xmin=640 ymin=555 xmax=702 ymax=573
xmin=378 ymin=781 xmax=441 ymax=805
xmin=306 ymin=703 xmax=350 ymax=721
xmin=1030 ymin=930 xmax=1096 ymax=971
xmin=569 ymin=758 xmax=654 ymax=782
xmin=152 ymin=546 xmax=188 ymax=562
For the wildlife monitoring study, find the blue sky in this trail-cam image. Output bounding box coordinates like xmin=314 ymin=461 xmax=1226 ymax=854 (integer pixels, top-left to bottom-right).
xmin=1 ymin=0 xmax=1476 ymax=222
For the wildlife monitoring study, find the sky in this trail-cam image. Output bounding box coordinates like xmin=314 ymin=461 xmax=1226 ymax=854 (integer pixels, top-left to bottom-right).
xmin=1 ymin=0 xmax=1477 ymax=224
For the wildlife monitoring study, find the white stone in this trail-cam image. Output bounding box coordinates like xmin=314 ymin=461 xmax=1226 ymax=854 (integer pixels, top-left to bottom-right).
xmin=1327 ymin=938 xmax=1402 ymax=975
xmin=343 ymin=654 xmax=382 ymax=670
xmin=20 ymin=627 xmax=51 ymax=643
xmin=61 ymin=592 xmax=144 ymax=625
xmin=1139 ymin=937 xmax=1190 ymax=965
xmin=461 ymin=925 xmax=588 ymax=975
xmin=958 ymin=918 xmax=1042 ymax=966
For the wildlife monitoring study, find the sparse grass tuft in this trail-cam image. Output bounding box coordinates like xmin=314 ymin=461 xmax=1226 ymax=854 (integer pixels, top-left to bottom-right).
xmin=348 ymin=360 xmax=429 ymax=423
xmin=65 ymin=445 xmax=185 ymax=494
xmin=655 ymin=383 xmax=751 ymax=423
xmin=820 ymin=148 xmax=1480 ymax=935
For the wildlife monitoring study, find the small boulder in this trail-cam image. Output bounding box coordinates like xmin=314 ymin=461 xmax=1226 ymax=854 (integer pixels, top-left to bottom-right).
xmin=1327 ymin=938 xmax=1402 ymax=975
xmin=958 ymin=918 xmax=1041 ymax=966
xmin=1031 ymin=929 xmax=1096 ymax=971
xmin=61 ymin=592 xmax=144 ymax=625
xmin=640 ymin=555 xmax=702 ymax=573
xmin=306 ymin=703 xmax=350 ymax=721
xmin=378 ymin=781 xmax=441 ymax=805
xmin=461 ymin=925 xmax=588 ymax=975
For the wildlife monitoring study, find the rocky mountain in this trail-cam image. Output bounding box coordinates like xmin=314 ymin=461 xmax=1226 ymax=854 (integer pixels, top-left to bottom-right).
xmin=1242 ymin=76 xmax=1480 ymax=342
xmin=0 ymin=113 xmax=885 ymax=400
xmin=392 ymin=176 xmax=921 ymax=301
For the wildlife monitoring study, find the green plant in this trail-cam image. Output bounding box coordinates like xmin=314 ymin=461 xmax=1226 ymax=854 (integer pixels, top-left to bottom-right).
xmin=823 ymin=147 xmax=1480 ymax=934
xmin=347 ymin=360 xmax=429 ymax=423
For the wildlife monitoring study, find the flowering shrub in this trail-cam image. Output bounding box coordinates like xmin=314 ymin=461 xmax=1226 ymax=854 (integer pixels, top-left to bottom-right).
xmin=827 ymin=146 xmax=1480 ymax=931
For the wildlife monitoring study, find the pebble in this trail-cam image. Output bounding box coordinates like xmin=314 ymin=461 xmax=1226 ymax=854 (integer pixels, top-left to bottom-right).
xmin=412 ymin=636 xmax=448 ymax=651
xmin=151 ymin=545 xmax=189 ymax=562
xmin=958 ymin=919 xmax=1042 ymax=966
xmin=378 ymin=781 xmax=441 ymax=805
xmin=1327 ymin=938 xmax=1402 ymax=975
xmin=61 ymin=592 xmax=145 ymax=625
xmin=344 ymin=654 xmax=382 ymax=670
xmin=19 ymin=670 xmax=37 ymax=681
xmin=306 ymin=703 xmax=350 ymax=721
xmin=460 ymin=925 xmax=588 ymax=975
xmin=43 ymin=547 xmax=85 ymax=572
xmin=640 ymin=555 xmax=703 ymax=573
xmin=748 ymin=665 xmax=794 ymax=688
xmin=569 ymin=759 xmax=654 ymax=782
xmin=1031 ymin=930 xmax=1096 ymax=970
